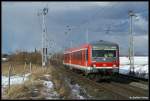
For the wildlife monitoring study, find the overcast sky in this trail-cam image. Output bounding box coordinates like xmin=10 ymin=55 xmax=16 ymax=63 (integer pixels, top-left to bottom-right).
xmin=2 ymin=2 xmax=148 ymax=55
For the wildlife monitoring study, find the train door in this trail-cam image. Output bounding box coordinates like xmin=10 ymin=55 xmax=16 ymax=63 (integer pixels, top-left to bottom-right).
xmin=82 ymin=50 xmax=85 ymax=66
xmin=85 ymin=49 xmax=88 ymax=66
xmin=81 ymin=50 xmax=84 ymax=66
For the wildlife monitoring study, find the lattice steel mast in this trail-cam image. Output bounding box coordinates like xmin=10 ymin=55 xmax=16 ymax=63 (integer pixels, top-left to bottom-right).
xmin=128 ymin=10 xmax=136 ymax=74
xmin=38 ymin=6 xmax=48 ymax=67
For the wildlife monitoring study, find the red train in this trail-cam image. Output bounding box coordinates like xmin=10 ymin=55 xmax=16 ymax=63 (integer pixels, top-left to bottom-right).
xmin=63 ymin=40 xmax=119 ymax=78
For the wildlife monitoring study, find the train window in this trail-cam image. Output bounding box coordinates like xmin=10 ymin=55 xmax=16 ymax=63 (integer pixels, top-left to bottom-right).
xmin=77 ymin=52 xmax=78 ymax=60
xmin=76 ymin=52 xmax=78 ymax=60
xmin=74 ymin=52 xmax=77 ymax=60
xmin=75 ymin=52 xmax=77 ymax=60
xmin=64 ymin=55 xmax=66 ymax=61
xmin=79 ymin=51 xmax=82 ymax=60
xmin=92 ymin=50 xmax=116 ymax=57
xmin=71 ymin=51 xmax=82 ymax=61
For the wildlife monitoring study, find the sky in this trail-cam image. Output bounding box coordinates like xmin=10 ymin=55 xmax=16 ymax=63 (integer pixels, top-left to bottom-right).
xmin=2 ymin=2 xmax=148 ymax=55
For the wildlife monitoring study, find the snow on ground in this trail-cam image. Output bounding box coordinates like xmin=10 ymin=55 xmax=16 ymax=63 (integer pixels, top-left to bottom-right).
xmin=70 ymin=84 xmax=85 ymax=99
xmin=2 ymin=73 xmax=60 ymax=99
xmin=43 ymin=81 xmax=53 ymax=89
xmin=1 ymin=73 xmax=31 ymax=99
xmin=65 ymin=78 xmax=91 ymax=99
xmin=2 ymin=73 xmax=31 ymax=87
xmin=120 ymin=56 xmax=148 ymax=65
xmin=119 ymin=56 xmax=148 ymax=79
xmin=42 ymin=78 xmax=60 ymax=99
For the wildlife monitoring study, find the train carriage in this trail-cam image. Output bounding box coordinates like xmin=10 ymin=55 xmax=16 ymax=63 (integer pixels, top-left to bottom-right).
xmin=63 ymin=40 xmax=119 ymax=75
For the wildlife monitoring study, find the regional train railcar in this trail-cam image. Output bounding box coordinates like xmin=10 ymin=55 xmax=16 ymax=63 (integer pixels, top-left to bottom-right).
xmin=63 ymin=40 xmax=119 ymax=73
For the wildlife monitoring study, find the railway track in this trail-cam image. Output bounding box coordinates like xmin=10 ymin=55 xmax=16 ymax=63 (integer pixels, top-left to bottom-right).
xmin=51 ymin=64 xmax=124 ymax=99
xmin=117 ymin=74 xmax=148 ymax=84
xmin=50 ymin=63 xmax=149 ymax=100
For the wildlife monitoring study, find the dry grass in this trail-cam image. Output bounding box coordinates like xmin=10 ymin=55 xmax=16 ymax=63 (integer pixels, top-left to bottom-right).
xmin=31 ymin=67 xmax=52 ymax=80
xmin=2 ymin=62 xmax=52 ymax=99
xmin=2 ymin=63 xmax=72 ymax=99
xmin=5 ymin=84 xmax=30 ymax=99
xmin=50 ymin=66 xmax=72 ymax=99
xmin=2 ymin=62 xmax=45 ymax=76
xmin=4 ymin=79 xmax=44 ymax=99
xmin=6 ymin=81 xmax=44 ymax=99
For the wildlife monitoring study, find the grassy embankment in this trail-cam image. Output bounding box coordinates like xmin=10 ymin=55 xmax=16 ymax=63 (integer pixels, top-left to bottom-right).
xmin=2 ymin=62 xmax=72 ymax=99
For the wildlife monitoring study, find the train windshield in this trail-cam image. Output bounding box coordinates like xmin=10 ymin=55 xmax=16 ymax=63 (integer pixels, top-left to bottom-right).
xmin=92 ymin=50 xmax=116 ymax=58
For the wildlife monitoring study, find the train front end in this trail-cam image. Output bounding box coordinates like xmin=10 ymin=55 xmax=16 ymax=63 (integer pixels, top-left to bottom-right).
xmin=90 ymin=41 xmax=119 ymax=71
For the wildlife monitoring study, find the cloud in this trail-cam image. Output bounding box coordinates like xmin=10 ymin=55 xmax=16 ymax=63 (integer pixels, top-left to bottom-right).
xmin=133 ymin=13 xmax=148 ymax=34
xmin=2 ymin=2 xmax=148 ymax=55
xmin=134 ymin=35 xmax=148 ymax=55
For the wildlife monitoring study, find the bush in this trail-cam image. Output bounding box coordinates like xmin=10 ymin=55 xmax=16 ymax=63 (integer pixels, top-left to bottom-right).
xmin=50 ymin=52 xmax=63 ymax=65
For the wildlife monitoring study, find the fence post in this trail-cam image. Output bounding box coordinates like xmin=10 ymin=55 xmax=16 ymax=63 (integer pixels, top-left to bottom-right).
xmin=8 ymin=64 xmax=12 ymax=90
xmin=29 ymin=62 xmax=34 ymax=94
xmin=23 ymin=62 xmax=27 ymax=82
xmin=12 ymin=64 xmax=15 ymax=75
xmin=30 ymin=62 xmax=32 ymax=73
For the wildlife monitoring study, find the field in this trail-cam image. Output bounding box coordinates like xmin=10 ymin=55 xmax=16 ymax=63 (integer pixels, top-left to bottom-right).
xmin=1 ymin=62 xmax=88 ymax=99
xmin=119 ymin=56 xmax=148 ymax=79
xmin=2 ymin=63 xmax=66 ymax=99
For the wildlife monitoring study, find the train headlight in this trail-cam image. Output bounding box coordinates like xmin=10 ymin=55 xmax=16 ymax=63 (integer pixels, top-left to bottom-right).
xmin=103 ymin=64 xmax=106 ymax=66
xmin=93 ymin=64 xmax=96 ymax=67
xmin=113 ymin=64 xmax=116 ymax=67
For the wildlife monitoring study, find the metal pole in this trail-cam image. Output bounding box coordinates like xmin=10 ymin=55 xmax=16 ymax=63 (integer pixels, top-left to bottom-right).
xmin=70 ymin=41 xmax=72 ymax=48
xmin=43 ymin=13 xmax=46 ymax=67
xmin=8 ymin=64 xmax=12 ymax=90
xmin=86 ymin=29 xmax=89 ymax=44
xmin=30 ymin=62 xmax=32 ymax=73
xmin=23 ymin=62 xmax=26 ymax=82
xmin=69 ymin=41 xmax=72 ymax=65
xmin=42 ymin=14 xmax=44 ymax=67
xmin=129 ymin=10 xmax=135 ymax=75
xmin=41 ymin=7 xmax=48 ymax=67
xmin=129 ymin=11 xmax=132 ymax=74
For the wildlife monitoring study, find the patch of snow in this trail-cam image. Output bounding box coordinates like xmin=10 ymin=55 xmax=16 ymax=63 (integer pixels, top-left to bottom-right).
xmin=119 ymin=65 xmax=130 ymax=74
xmin=70 ymin=84 xmax=85 ymax=99
xmin=43 ymin=81 xmax=53 ymax=89
xmin=120 ymin=57 xmax=130 ymax=65
xmin=69 ymin=82 xmax=91 ymax=99
xmin=2 ymin=73 xmax=30 ymax=87
xmin=2 ymin=58 xmax=8 ymax=61
xmin=43 ymin=74 xmax=52 ymax=80
xmin=43 ymin=80 xmax=60 ymax=99
xmin=64 ymin=78 xmax=91 ymax=99
xmin=119 ymin=56 xmax=148 ymax=79
xmin=44 ymin=74 xmax=50 ymax=77
xmin=25 ymin=73 xmax=31 ymax=77
xmin=120 ymin=56 xmax=148 ymax=65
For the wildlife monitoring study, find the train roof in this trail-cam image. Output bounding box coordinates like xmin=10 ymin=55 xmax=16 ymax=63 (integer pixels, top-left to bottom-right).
xmin=64 ymin=44 xmax=89 ymax=53
xmin=64 ymin=40 xmax=119 ymax=54
xmin=90 ymin=40 xmax=118 ymax=47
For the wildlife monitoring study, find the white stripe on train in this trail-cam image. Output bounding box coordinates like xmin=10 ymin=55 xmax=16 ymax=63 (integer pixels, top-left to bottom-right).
xmin=63 ymin=62 xmax=118 ymax=73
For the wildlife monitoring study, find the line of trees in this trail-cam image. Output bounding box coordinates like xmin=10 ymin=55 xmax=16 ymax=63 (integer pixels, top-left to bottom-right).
xmin=9 ymin=51 xmax=42 ymax=65
xmin=7 ymin=50 xmax=64 ymax=65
